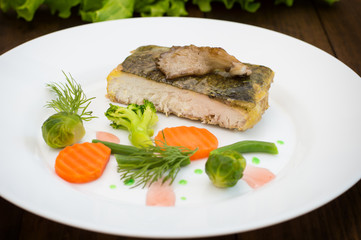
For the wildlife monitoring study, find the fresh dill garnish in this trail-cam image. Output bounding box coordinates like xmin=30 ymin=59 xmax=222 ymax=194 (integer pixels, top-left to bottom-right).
xmin=115 ymin=142 xmax=197 ymax=188
xmin=45 ymin=71 xmax=96 ymax=121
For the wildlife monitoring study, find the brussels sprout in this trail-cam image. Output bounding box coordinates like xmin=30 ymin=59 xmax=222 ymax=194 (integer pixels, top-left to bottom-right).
xmin=42 ymin=112 xmax=85 ymax=148
xmin=205 ymin=150 xmax=246 ymax=188
xmin=42 ymin=72 xmax=96 ymax=148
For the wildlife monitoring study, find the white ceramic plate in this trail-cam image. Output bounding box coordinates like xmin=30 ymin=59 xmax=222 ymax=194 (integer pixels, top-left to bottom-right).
xmin=0 ymin=18 xmax=360 ymax=238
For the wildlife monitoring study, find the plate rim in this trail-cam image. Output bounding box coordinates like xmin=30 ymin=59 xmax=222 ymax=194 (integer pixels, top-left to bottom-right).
xmin=0 ymin=17 xmax=360 ymax=238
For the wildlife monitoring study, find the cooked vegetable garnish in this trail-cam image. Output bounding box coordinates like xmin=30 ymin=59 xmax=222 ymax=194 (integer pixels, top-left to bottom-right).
xmin=55 ymin=142 xmax=111 ymax=183
xmin=94 ymin=139 xmax=196 ymax=188
xmin=146 ymin=178 xmax=176 ymax=207
xmin=205 ymin=140 xmax=278 ymax=188
xmin=154 ymin=126 xmax=218 ymax=160
xmin=42 ymin=72 xmax=96 ymax=148
xmin=105 ymin=100 xmax=158 ymax=148
xmin=92 ymin=139 xmax=141 ymax=155
xmin=205 ymin=150 xmax=247 ymax=188
xmin=211 ymin=140 xmax=278 ymax=155
xmin=96 ymin=131 xmax=120 ymax=143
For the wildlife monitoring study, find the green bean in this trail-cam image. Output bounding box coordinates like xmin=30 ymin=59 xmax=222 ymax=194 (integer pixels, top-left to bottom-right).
xmin=211 ymin=140 xmax=278 ymax=155
xmin=92 ymin=139 xmax=141 ymax=155
xmin=115 ymin=154 xmax=163 ymax=168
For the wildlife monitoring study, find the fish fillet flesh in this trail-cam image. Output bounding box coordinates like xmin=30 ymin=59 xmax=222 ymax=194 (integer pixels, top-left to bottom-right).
xmin=106 ymin=45 xmax=274 ymax=131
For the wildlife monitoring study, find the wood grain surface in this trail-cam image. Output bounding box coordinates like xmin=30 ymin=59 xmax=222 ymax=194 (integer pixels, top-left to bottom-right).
xmin=1 ymin=0 xmax=360 ymax=239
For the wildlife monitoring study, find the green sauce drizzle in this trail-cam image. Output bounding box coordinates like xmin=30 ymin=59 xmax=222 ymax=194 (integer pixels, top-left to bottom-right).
xmin=194 ymin=169 xmax=203 ymax=174
xmin=178 ymin=179 xmax=187 ymax=185
xmin=252 ymin=157 xmax=260 ymax=164
xmin=124 ymin=178 xmax=135 ymax=186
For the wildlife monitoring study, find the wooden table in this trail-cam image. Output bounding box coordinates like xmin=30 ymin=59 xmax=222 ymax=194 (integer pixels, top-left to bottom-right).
xmin=1 ymin=1 xmax=360 ymax=239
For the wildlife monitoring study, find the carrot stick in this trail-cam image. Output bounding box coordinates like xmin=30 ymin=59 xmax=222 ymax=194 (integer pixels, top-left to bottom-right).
xmin=55 ymin=142 xmax=111 ymax=183
xmin=154 ymin=126 xmax=218 ymax=160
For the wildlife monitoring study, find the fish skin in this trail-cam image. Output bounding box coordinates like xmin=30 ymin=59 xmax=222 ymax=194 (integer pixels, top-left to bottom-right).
xmin=121 ymin=45 xmax=274 ymax=109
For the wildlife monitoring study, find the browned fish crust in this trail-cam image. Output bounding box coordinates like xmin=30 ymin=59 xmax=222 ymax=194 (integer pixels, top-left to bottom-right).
xmin=156 ymin=45 xmax=252 ymax=79
xmin=107 ymin=45 xmax=274 ymax=130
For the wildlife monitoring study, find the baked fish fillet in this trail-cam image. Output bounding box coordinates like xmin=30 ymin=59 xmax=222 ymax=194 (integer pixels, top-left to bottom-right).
xmin=107 ymin=45 xmax=274 ymax=131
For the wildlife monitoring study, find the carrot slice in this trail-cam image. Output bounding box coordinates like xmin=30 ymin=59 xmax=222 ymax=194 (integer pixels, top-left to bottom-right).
xmin=154 ymin=126 xmax=218 ymax=160
xmin=55 ymin=142 xmax=111 ymax=183
xmin=96 ymin=131 xmax=120 ymax=144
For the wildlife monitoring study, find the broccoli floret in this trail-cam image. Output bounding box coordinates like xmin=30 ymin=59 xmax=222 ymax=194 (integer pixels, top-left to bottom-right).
xmin=105 ymin=100 xmax=158 ymax=147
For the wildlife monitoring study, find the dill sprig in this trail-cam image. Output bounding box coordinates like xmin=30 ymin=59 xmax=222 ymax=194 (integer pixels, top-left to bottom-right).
xmin=116 ymin=142 xmax=197 ymax=188
xmin=45 ymin=71 xmax=96 ymax=121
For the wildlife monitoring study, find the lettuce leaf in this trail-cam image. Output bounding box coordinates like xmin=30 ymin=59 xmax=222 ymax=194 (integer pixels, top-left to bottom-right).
xmin=192 ymin=0 xmax=260 ymax=13
xmin=274 ymin=0 xmax=293 ymax=6
xmin=135 ymin=0 xmax=169 ymax=17
xmin=45 ymin=0 xmax=81 ymax=18
xmin=166 ymin=0 xmax=188 ymax=16
xmin=135 ymin=0 xmax=188 ymax=17
xmin=80 ymin=0 xmax=107 ymax=12
xmin=0 ymin=0 xmax=44 ymax=21
xmin=191 ymin=0 xmax=212 ymax=12
xmin=79 ymin=0 xmax=134 ymax=22
xmin=0 ymin=0 xmax=340 ymax=22
xmin=237 ymin=0 xmax=260 ymax=13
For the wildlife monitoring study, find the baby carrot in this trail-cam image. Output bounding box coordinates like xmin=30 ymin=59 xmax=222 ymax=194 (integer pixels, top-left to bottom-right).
xmin=55 ymin=142 xmax=111 ymax=183
xmin=154 ymin=126 xmax=218 ymax=160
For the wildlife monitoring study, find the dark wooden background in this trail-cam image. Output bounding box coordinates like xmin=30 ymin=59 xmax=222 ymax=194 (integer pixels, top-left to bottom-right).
xmin=1 ymin=0 xmax=360 ymax=239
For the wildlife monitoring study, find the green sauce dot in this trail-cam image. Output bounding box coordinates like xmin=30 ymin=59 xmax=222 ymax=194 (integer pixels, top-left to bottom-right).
xmin=124 ymin=178 xmax=135 ymax=186
xmin=194 ymin=169 xmax=203 ymax=174
xmin=252 ymin=157 xmax=260 ymax=164
xmin=180 ymin=196 xmax=187 ymax=201
xmin=109 ymin=184 xmax=116 ymax=189
xmin=179 ymin=179 xmax=187 ymax=185
xmin=277 ymin=140 xmax=285 ymax=145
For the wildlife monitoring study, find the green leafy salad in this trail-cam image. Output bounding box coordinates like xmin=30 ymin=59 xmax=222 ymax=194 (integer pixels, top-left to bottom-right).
xmin=1 ymin=0 xmax=339 ymax=22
